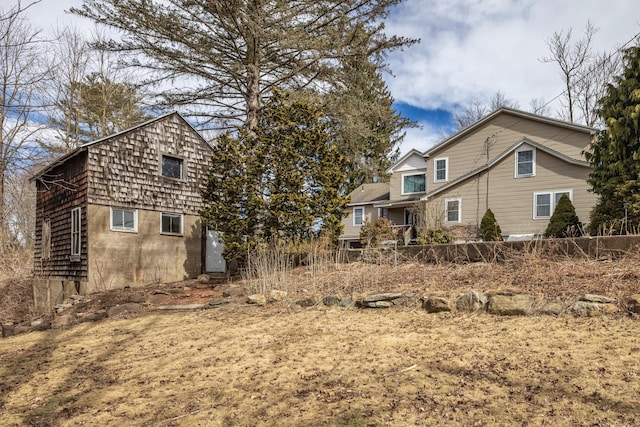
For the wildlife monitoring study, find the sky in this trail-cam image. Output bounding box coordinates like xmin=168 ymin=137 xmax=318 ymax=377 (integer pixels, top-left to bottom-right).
xmin=8 ymin=0 xmax=640 ymax=155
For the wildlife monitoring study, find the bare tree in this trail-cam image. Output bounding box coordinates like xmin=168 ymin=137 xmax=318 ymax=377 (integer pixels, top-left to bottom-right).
xmin=0 ymin=1 xmax=50 ymax=236
xmin=529 ymin=97 xmax=551 ymax=116
xmin=454 ymin=91 xmax=519 ymax=130
xmin=540 ymin=21 xmax=597 ymax=123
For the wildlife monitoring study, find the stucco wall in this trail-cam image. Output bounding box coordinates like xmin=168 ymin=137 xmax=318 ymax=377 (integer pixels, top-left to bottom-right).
xmin=86 ymin=204 xmax=202 ymax=292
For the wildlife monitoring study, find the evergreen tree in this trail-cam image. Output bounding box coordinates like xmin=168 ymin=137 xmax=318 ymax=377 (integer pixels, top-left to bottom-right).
xmin=585 ymin=45 xmax=640 ymax=234
xmin=480 ymin=209 xmax=502 ymax=241
xmin=71 ymin=0 xmax=416 ymax=186
xmin=200 ymin=91 xmax=349 ymax=261
xmin=545 ymin=194 xmax=582 ymax=238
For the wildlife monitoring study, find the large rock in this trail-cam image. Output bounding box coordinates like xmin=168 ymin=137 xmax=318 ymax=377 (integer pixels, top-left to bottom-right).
xmin=268 ymin=290 xmax=288 ymax=302
xmin=222 ymin=287 xmax=244 ymax=298
xmin=570 ymin=295 xmax=617 ymax=317
xmin=296 ymin=297 xmax=317 ymax=307
xmin=1 ymin=323 xmax=14 ymax=337
xmin=422 ymin=296 xmax=452 ymax=313
xmin=53 ymin=314 xmax=76 ymax=328
xmin=362 ymin=293 xmax=404 ymax=303
xmin=628 ymin=294 xmax=640 ymax=314
xmin=197 ymin=274 xmax=211 ymax=284
xmin=323 ymin=294 xmax=342 ymax=306
xmin=107 ymin=303 xmax=143 ymax=318
xmin=31 ymin=319 xmax=51 ymax=331
xmin=538 ymin=302 xmax=564 ymax=316
xmin=78 ymin=310 xmax=107 ymax=323
xmin=455 ymin=291 xmax=487 ymax=312
xmin=486 ymin=291 xmax=533 ymax=316
xmin=339 ymin=295 xmax=353 ymax=308
xmin=247 ymin=294 xmax=267 ymax=306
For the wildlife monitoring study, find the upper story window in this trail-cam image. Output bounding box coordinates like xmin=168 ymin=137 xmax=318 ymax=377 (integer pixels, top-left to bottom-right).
xmin=402 ymin=173 xmax=426 ymax=194
xmin=434 ymin=158 xmax=448 ymax=182
xmin=353 ymin=207 xmax=364 ymax=226
xmin=110 ymin=207 xmax=138 ymax=233
xmin=161 ymin=154 xmax=184 ymax=179
xmin=516 ymin=148 xmax=535 ymax=177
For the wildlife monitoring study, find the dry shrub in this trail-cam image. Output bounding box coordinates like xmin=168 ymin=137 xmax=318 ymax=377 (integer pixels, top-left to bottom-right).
xmin=0 ymin=236 xmax=35 ymax=323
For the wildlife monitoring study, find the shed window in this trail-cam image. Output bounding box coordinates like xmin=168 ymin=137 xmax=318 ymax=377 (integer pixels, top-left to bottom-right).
xmin=161 ymin=212 xmax=183 ymax=235
xmin=41 ymin=219 xmax=51 ymax=260
xmin=71 ymin=207 xmax=81 ymax=256
xmin=110 ymin=207 xmax=137 ymax=232
xmin=161 ymin=155 xmax=183 ymax=179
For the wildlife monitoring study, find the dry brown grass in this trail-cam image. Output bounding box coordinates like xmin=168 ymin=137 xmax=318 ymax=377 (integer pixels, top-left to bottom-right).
xmin=2 ymin=246 xmax=640 ymax=426
xmin=0 ymin=243 xmax=35 ymax=324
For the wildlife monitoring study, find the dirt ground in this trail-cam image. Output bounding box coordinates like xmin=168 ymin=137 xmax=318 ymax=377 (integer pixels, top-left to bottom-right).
xmin=1 ymin=252 xmax=640 ymax=426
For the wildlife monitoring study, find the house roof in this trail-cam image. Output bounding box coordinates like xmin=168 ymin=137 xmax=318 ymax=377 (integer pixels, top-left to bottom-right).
xmin=347 ymin=183 xmax=390 ymax=206
xmin=424 ymin=107 xmax=597 ymax=158
xmin=386 ymin=148 xmax=424 ymax=173
xmin=31 ymin=111 xmax=210 ymax=181
xmin=421 ymin=136 xmax=592 ymax=200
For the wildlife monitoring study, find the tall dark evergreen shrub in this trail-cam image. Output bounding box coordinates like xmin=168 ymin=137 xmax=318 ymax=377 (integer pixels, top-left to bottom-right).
xmin=545 ymin=194 xmax=582 ymax=238
xmin=480 ymin=209 xmax=502 ymax=241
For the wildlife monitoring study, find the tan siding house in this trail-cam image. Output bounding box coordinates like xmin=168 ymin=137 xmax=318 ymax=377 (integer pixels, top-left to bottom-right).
xmin=32 ymin=112 xmax=220 ymax=300
xmin=339 ymin=108 xmax=598 ymax=245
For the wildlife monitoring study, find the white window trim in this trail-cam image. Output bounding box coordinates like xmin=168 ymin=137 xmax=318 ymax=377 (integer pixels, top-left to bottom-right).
xmin=444 ymin=198 xmax=462 ymax=224
xmin=160 ymin=212 xmax=184 ymax=235
xmin=434 ymin=157 xmax=448 ymax=183
xmin=160 ymin=153 xmax=186 ymax=180
xmin=401 ymin=172 xmax=427 ymax=195
xmin=533 ymin=189 xmax=573 ymax=219
xmin=110 ymin=207 xmax=138 ymax=233
xmin=71 ymin=207 xmax=81 ymax=257
xmin=353 ymin=207 xmax=364 ymax=226
xmin=515 ymin=147 xmax=536 ymax=178
xmin=378 ymin=207 xmax=388 ymax=219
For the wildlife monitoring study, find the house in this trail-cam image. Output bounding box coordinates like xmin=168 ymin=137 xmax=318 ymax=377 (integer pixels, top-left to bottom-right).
xmin=340 ymin=108 xmax=598 ymax=246
xmin=31 ymin=112 xmax=225 ymax=301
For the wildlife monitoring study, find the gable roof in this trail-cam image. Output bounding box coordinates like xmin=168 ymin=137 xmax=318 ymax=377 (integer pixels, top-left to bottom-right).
xmin=387 ymin=148 xmax=425 ymax=173
xmin=31 ymin=112 xmax=210 ymax=181
xmin=347 ymin=183 xmax=390 ymax=206
xmin=421 ymin=136 xmax=591 ymax=200
xmin=425 ymin=107 xmax=597 ymax=158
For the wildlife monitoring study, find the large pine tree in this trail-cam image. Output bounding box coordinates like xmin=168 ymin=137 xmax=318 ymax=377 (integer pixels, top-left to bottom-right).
xmin=585 ymin=45 xmax=640 ymax=234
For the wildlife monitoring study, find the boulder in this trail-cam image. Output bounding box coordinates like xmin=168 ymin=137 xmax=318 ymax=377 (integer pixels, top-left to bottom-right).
xmin=31 ymin=319 xmax=51 ymax=331
xmin=628 ymin=294 xmax=640 ymax=314
xmin=360 ymin=300 xmax=393 ymax=308
xmin=247 ymin=294 xmax=267 ymax=306
xmin=127 ymin=293 xmax=146 ymax=304
xmin=570 ymin=300 xmax=617 ymax=317
xmin=486 ymin=292 xmax=533 ymax=316
xmin=362 ymin=293 xmax=404 ymax=303
xmin=107 ymin=303 xmax=143 ymax=318
xmin=296 ymin=297 xmax=317 ymax=307
xmin=1 ymin=323 xmax=14 ymax=338
xmin=422 ymin=296 xmax=452 ymax=313
xmin=538 ymin=302 xmax=564 ymax=316
xmin=581 ymin=294 xmax=614 ymax=304
xmin=197 ymin=274 xmax=211 ymax=284
xmin=323 ymin=294 xmax=342 ymax=306
xmin=13 ymin=325 xmax=32 ymax=335
xmin=53 ymin=314 xmax=76 ymax=328
xmin=339 ymin=295 xmax=353 ymax=308
xmin=455 ymin=291 xmax=487 ymax=312
xmin=222 ymin=287 xmax=244 ymax=298
xmin=79 ymin=311 xmax=107 ymax=323
xmin=268 ymin=290 xmax=288 ymax=302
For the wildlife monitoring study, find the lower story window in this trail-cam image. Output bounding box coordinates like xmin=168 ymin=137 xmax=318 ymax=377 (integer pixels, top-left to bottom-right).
xmin=71 ymin=207 xmax=81 ymax=257
xmin=161 ymin=212 xmax=183 ymax=235
xmin=534 ymin=190 xmax=572 ymax=219
xmin=111 ymin=207 xmax=137 ymax=232
xmin=445 ymin=198 xmax=461 ymax=224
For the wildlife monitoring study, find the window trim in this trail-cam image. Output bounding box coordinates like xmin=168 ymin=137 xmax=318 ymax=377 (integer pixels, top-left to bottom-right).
xmin=160 ymin=153 xmax=186 ymax=180
xmin=444 ymin=198 xmax=462 ymax=224
xmin=515 ymin=147 xmax=536 ymax=178
xmin=110 ymin=207 xmax=138 ymax=233
xmin=434 ymin=157 xmax=448 ymax=183
xmin=533 ymin=189 xmax=573 ymax=219
xmin=401 ymin=172 xmax=427 ymax=195
xmin=71 ymin=207 xmax=81 ymax=257
xmin=353 ymin=207 xmax=364 ymax=226
xmin=160 ymin=212 xmax=184 ymax=236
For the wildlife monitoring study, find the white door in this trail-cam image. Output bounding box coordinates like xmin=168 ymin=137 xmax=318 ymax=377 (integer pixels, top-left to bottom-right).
xmin=205 ymin=229 xmax=226 ymax=273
